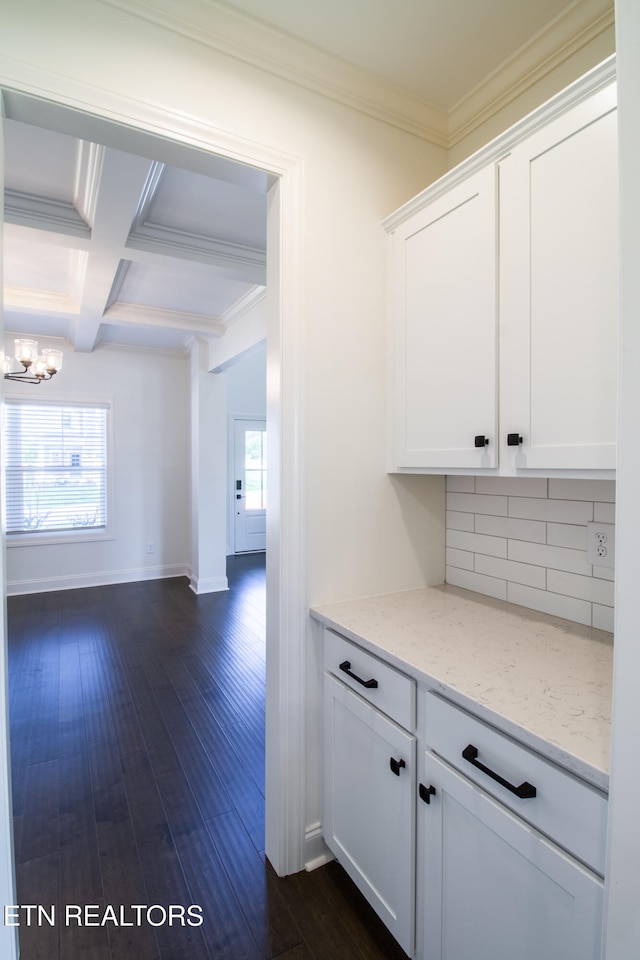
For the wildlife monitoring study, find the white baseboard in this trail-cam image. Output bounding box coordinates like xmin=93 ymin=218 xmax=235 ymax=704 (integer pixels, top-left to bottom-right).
xmin=304 ymin=821 xmax=333 ymax=871
xmin=189 ymin=575 xmax=229 ymax=594
xmin=6 ymin=563 xmax=190 ymax=596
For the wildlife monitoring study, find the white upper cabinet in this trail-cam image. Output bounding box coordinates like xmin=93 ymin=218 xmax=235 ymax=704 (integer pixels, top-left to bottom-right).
xmin=385 ymin=58 xmax=617 ymax=476
xmin=389 ymin=165 xmax=498 ymax=470
xmin=499 ymin=82 xmax=618 ymax=471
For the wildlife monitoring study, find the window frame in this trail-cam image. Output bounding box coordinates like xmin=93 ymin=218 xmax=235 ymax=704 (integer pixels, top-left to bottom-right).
xmin=3 ymin=394 xmax=115 ymax=548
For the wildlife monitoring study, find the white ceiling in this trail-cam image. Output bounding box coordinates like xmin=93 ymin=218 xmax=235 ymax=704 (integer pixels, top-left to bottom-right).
xmin=1 ymin=0 xmax=611 ymax=358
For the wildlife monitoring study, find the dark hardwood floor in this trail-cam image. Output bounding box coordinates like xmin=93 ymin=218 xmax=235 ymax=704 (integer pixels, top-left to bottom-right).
xmin=7 ymin=554 xmax=407 ymax=960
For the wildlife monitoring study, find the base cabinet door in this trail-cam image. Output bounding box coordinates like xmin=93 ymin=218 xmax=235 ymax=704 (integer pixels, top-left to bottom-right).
xmin=323 ymin=672 xmax=415 ymax=955
xmin=420 ymin=752 xmax=603 ymax=960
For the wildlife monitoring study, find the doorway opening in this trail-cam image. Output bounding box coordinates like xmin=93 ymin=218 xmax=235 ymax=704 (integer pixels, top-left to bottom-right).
xmin=0 ymin=76 xmax=306 ymax=914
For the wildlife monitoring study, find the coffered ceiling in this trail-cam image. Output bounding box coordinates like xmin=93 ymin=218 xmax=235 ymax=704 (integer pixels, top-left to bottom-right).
xmin=1 ymin=0 xmax=614 ymax=357
xmin=3 ymin=117 xmax=268 ymax=355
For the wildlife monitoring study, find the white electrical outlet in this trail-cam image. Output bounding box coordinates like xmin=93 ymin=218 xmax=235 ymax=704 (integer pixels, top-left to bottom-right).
xmin=146 ymin=541 xmax=155 ymax=554
xmin=586 ymin=522 xmax=615 ymax=569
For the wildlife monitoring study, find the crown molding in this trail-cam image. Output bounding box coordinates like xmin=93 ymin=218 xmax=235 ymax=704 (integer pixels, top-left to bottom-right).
xmin=100 ymin=0 xmax=613 ymax=151
xmin=4 ymin=189 xmax=91 ymax=239
xmin=99 ymin=0 xmax=449 ymax=146
xmin=103 ymin=300 xmax=226 ymax=337
xmin=4 ymin=285 xmax=80 ymax=314
xmin=383 ymin=55 xmax=616 ymax=233
xmin=74 ymin=140 xmax=105 ymax=228
xmin=221 ymin=284 xmax=265 ymax=329
xmin=448 ymin=0 xmax=615 ymax=147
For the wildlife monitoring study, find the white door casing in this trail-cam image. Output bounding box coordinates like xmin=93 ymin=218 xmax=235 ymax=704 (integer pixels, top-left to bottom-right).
xmin=0 ymin=69 xmax=306 ymax=880
xmin=0 ymin=93 xmax=19 ymax=960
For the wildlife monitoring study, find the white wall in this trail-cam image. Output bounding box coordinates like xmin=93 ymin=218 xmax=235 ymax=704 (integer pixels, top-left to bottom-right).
xmin=4 ymin=340 xmax=190 ymax=593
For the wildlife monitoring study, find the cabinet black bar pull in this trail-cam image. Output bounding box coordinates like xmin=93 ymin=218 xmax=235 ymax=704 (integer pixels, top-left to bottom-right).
xmin=390 ymin=757 xmax=406 ymax=776
xmin=339 ymin=660 xmax=378 ymax=689
xmin=419 ymin=783 xmax=436 ymax=804
xmin=462 ymin=744 xmax=536 ymax=798
xmin=507 ymin=433 xmax=523 ymax=446
xmin=474 ymin=435 xmax=489 ymax=448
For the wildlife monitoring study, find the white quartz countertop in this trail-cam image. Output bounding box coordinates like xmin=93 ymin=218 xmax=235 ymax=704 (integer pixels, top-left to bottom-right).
xmin=311 ymin=583 xmax=613 ymax=792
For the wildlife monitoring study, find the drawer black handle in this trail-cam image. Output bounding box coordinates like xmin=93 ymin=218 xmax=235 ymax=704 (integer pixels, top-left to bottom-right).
xmin=474 ymin=435 xmax=489 ymax=448
xmin=339 ymin=660 xmax=378 ymax=689
xmin=390 ymin=757 xmax=406 ymax=776
xmin=507 ymin=433 xmax=523 ymax=446
xmin=462 ymin=744 xmax=536 ymax=799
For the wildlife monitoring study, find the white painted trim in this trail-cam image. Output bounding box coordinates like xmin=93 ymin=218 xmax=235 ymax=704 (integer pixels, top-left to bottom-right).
xmin=448 ymin=0 xmax=615 ymax=145
xmin=99 ymin=0 xmax=449 ymax=146
xmin=0 ymin=90 xmax=20 ymax=960
xmin=304 ymin=821 xmax=333 ymax=872
xmin=264 ymin=169 xmax=307 ymax=876
xmin=602 ymin=1 xmax=640 ymax=955
xmin=189 ymin=573 xmax=229 ymax=594
xmin=99 ymin=0 xmax=612 ymax=150
xmin=0 ymin=54 xmax=306 ymax=878
xmin=383 ymin=55 xmax=616 ymax=233
xmin=7 ymin=564 xmax=191 ymax=596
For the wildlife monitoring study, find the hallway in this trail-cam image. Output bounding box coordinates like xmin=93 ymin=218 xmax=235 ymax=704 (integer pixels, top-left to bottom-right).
xmin=7 ymin=555 xmax=406 ymax=959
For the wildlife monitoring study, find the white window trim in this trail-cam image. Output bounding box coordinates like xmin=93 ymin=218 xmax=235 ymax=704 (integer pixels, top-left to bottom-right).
xmin=4 ymin=393 xmax=115 ymax=548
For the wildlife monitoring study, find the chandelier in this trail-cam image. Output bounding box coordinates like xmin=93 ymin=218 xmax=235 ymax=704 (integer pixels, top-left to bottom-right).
xmin=3 ymin=339 xmax=63 ymax=385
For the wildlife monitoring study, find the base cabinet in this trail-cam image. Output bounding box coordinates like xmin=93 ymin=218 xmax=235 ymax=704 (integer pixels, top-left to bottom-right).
xmin=420 ymin=752 xmax=604 ymax=960
xmin=321 ymin=628 xmax=607 ymax=960
xmin=323 ymin=671 xmax=416 ymax=954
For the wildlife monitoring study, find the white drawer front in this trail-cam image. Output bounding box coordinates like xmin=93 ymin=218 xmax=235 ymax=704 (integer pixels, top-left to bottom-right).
xmin=424 ymin=691 xmax=608 ymax=875
xmin=324 ymin=629 xmax=415 ymax=731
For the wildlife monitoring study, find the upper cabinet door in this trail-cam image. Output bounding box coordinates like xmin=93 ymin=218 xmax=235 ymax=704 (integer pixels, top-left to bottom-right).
xmin=499 ymin=82 xmax=618 ymax=471
xmin=388 ymin=165 xmax=498 ymax=471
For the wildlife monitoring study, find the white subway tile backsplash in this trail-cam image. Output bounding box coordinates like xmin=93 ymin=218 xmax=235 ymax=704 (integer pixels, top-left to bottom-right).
xmin=508 ymin=497 xmax=594 ymax=524
xmin=507 ymin=583 xmax=592 ymax=627
xmin=547 ymin=570 xmax=614 ymax=606
xmin=547 ymin=522 xmax=588 ymax=550
xmin=475 ymin=476 xmax=548 ymax=497
xmin=446 ymin=547 xmax=474 ymax=571
xmin=446 ymin=476 xmax=615 ymax=631
xmin=593 ymin=604 xmax=615 ymax=632
xmin=475 ymin=555 xmax=546 ymax=589
xmin=447 ymin=493 xmax=508 ymax=516
xmin=446 ymin=566 xmax=508 ymax=601
xmin=475 ymin=514 xmax=546 ymax=543
xmin=548 ymin=478 xmax=616 ymax=502
xmin=446 ymin=510 xmax=475 ymax=532
xmin=594 ymin=502 xmax=616 ymax=523
xmin=508 ymin=540 xmax=591 ymax=576
xmin=448 ymin=529 xmax=507 ymax=558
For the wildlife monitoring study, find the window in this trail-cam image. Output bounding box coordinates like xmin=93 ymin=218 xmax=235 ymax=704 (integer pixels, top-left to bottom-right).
xmin=4 ymin=399 xmax=110 ymax=542
xmin=244 ymin=428 xmax=267 ymax=510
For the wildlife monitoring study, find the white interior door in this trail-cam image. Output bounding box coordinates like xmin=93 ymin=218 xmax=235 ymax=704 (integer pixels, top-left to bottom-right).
xmin=234 ymin=418 xmax=267 ymax=553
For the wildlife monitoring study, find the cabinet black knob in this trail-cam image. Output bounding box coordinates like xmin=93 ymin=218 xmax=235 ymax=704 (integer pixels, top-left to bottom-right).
xmin=507 ymin=433 xmax=523 ymax=446
xmin=419 ymin=783 xmax=436 ymax=804
xmin=390 ymin=757 xmax=406 ymax=776
xmin=474 ymin=435 xmax=489 ymax=448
